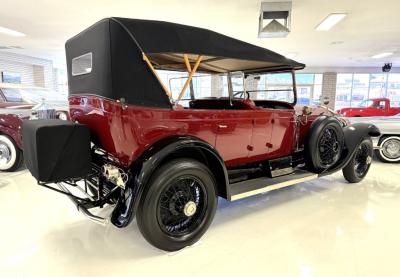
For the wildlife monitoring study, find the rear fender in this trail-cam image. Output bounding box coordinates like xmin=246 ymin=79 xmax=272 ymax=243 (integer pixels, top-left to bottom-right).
xmin=319 ymin=123 xmax=380 ymax=177
xmin=110 ymin=136 xmax=228 ymax=228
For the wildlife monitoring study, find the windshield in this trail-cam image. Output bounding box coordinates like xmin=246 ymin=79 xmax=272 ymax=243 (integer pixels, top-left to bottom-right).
xmin=245 ymin=72 xmax=295 ymax=103
xmin=159 ymin=71 xmax=295 ymax=105
xmin=357 ymin=100 xmax=374 ymax=107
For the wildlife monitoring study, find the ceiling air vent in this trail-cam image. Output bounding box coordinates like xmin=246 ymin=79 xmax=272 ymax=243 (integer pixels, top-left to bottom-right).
xmin=258 ymin=1 xmax=292 ymax=38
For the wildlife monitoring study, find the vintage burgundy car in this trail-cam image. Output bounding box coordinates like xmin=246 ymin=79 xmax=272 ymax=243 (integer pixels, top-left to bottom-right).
xmin=22 ymin=18 xmax=380 ymax=251
xmin=0 ymin=84 xmax=68 ymax=171
xmin=337 ymin=98 xmax=400 ymax=117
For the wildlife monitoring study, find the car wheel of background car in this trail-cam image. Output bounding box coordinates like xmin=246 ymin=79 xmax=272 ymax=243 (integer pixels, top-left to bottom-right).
xmin=0 ymin=134 xmax=23 ymax=172
xmin=136 ymin=158 xmax=218 ymax=252
xmin=375 ymin=136 xmax=400 ymax=163
xmin=305 ymin=117 xmax=344 ymax=173
xmin=343 ymin=138 xmax=373 ymax=183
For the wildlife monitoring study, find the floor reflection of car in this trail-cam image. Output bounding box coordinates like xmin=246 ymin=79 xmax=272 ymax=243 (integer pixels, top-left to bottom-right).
xmin=0 ymin=83 xmax=69 ymax=172
xmin=350 ymin=114 xmax=400 ymax=163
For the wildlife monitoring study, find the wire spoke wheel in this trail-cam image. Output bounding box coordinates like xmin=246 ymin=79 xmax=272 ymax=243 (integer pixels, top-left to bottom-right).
xmin=354 ymin=143 xmax=372 ymax=178
xmin=157 ymin=176 xmax=208 ymax=237
xmin=343 ymin=138 xmax=373 ymax=183
xmin=317 ymin=127 xmax=341 ymax=168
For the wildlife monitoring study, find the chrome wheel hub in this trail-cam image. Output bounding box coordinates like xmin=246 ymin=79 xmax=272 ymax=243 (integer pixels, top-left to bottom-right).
xmin=183 ymin=201 xmax=197 ymax=217
xmin=0 ymin=143 xmax=11 ymax=166
xmin=383 ymin=140 xmax=400 ymax=159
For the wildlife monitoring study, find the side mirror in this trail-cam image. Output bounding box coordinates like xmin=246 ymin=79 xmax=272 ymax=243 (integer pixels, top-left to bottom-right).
xmin=322 ymin=97 xmax=330 ymax=106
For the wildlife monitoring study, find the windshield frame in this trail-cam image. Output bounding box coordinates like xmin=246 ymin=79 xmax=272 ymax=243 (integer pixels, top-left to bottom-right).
xmin=163 ymin=69 xmax=298 ymax=106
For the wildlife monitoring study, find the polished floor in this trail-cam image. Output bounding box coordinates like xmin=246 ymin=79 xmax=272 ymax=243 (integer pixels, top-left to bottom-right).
xmin=0 ymin=159 xmax=399 ymax=277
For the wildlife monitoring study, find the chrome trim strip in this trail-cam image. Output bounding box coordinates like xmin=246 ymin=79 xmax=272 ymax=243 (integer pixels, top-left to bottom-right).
xmin=230 ymin=174 xmax=318 ymax=201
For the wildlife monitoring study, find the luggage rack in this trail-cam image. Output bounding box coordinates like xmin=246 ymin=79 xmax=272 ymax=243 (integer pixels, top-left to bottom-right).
xmin=36 ymin=163 xmax=121 ymax=225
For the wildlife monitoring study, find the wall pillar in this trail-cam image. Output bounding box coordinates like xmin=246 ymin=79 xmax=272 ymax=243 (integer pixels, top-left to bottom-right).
xmin=321 ymin=72 xmax=337 ymax=109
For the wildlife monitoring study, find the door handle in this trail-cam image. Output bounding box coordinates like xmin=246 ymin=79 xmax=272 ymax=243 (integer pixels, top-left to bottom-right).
xmin=218 ymin=124 xmax=228 ymax=129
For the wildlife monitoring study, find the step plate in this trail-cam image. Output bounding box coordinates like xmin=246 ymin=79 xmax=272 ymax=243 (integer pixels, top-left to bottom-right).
xmin=229 ymin=170 xmax=318 ymax=201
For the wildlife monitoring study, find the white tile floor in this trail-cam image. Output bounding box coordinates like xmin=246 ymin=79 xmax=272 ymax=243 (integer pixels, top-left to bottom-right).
xmin=0 ymin=159 xmax=399 ymax=277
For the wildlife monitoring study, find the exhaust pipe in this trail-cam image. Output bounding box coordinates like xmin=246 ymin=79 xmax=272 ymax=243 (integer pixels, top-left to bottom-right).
xmin=57 ymin=183 xmax=109 ymax=226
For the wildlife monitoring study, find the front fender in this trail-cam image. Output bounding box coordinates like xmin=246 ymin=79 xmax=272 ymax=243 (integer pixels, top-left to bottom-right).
xmin=0 ymin=114 xmax=24 ymax=149
xmin=110 ymin=135 xmax=228 ymax=228
xmin=319 ymin=123 xmax=380 ymax=177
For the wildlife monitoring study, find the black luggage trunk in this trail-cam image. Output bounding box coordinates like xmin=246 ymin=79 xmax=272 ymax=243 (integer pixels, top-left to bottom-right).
xmin=22 ymin=119 xmax=91 ymax=183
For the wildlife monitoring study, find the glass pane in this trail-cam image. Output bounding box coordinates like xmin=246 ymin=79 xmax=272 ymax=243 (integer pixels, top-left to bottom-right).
xmin=313 ymin=84 xmax=322 ymax=105
xmin=370 ymin=74 xmax=387 ymax=83
xmin=296 ymin=74 xmax=314 ymax=85
xmin=253 ymin=72 xmax=294 ymax=103
xmin=71 ymin=53 xmax=92 ymax=76
xmin=335 ymin=87 xmax=351 ymax=110
xmin=297 ymin=86 xmax=311 ymax=105
xmin=369 ymin=82 xmax=387 ymax=98
xmin=351 ymin=87 xmax=369 ymax=107
xmin=357 ymin=100 xmax=374 ymax=107
xmin=337 ymin=74 xmax=353 ymax=87
xmin=388 ymin=73 xmax=400 ymax=82
xmin=388 ymin=89 xmax=400 ymax=107
xmin=352 ymin=74 xmax=369 ymax=89
xmin=314 ymin=74 xmax=323 ymax=85
xmin=266 ymin=73 xmax=292 ymax=84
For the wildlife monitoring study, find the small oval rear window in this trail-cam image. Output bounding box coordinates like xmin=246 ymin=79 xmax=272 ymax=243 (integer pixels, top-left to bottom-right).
xmin=72 ymin=53 xmax=92 ymax=76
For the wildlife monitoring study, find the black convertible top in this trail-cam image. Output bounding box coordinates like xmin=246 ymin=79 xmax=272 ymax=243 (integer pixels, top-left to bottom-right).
xmin=66 ymin=17 xmax=305 ymax=108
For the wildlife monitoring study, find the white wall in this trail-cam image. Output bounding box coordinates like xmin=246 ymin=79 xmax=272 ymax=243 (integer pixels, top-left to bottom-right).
xmin=0 ymin=51 xmax=54 ymax=89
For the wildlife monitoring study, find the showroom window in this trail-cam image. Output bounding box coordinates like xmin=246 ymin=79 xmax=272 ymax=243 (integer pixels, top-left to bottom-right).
xmin=296 ymin=73 xmax=323 ymax=106
xmin=335 ymin=73 xmax=400 ymax=110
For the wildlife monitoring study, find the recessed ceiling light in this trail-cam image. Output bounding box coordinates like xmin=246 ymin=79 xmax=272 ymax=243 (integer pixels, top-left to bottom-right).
xmin=0 ymin=26 xmax=26 ymax=37
xmin=371 ymin=52 xmax=393 ymax=59
xmin=285 ymin=53 xmax=297 ymax=59
xmin=316 ymin=13 xmax=347 ymax=31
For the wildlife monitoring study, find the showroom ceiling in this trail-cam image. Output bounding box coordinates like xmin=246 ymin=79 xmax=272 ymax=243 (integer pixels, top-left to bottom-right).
xmin=0 ymin=0 xmax=399 ymax=68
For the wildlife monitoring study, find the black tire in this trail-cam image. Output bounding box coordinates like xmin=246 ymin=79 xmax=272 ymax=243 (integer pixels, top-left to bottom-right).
xmin=305 ymin=117 xmax=344 ymax=172
xmin=375 ymin=136 xmax=400 ymax=163
xmin=0 ymin=134 xmax=23 ymax=172
xmin=136 ymin=158 xmax=218 ymax=251
xmin=343 ymin=138 xmax=373 ymax=183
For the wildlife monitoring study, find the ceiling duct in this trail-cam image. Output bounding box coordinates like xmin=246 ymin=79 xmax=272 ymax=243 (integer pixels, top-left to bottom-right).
xmin=258 ymin=1 xmax=292 ymax=38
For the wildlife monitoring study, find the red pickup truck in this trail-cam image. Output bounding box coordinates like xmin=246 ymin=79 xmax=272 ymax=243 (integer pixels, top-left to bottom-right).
xmin=337 ymin=98 xmax=400 ymax=117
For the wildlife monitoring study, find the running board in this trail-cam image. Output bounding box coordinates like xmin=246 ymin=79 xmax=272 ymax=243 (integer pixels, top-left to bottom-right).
xmin=228 ymin=170 xmax=318 ymax=201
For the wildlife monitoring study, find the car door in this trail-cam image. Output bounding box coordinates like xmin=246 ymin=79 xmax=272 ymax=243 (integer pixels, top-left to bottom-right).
xmin=248 ymin=108 xmax=274 ymax=162
xmin=214 ymin=110 xmax=253 ymax=167
xmin=375 ymin=100 xmax=387 ymax=116
xmin=268 ymin=109 xmax=296 ymax=158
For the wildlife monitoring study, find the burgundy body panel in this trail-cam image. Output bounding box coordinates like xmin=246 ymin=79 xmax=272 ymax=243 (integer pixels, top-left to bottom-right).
xmin=0 ymin=114 xmax=24 ymax=149
xmin=69 ymin=95 xmax=305 ymax=168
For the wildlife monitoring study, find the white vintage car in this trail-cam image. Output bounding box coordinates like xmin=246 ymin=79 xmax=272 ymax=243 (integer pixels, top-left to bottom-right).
xmin=350 ymin=114 xmax=400 ymax=163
